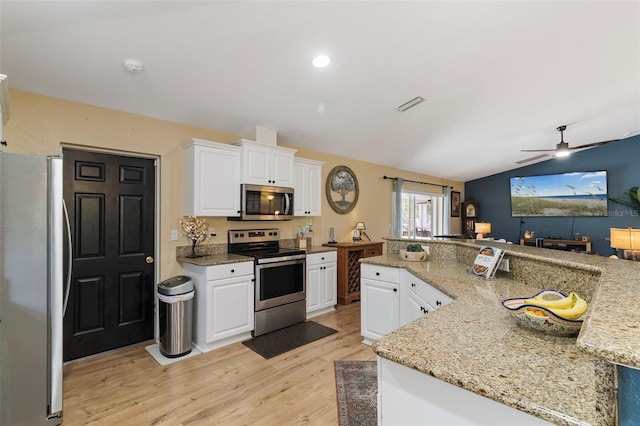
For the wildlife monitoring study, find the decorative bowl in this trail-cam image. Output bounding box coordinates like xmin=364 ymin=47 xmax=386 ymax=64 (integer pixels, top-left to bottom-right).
xmin=501 ymin=289 xmax=584 ymax=337
xmin=399 ymin=250 xmax=427 ymax=262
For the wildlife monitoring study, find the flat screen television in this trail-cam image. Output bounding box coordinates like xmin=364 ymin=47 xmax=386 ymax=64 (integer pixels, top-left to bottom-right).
xmin=510 ymin=171 xmax=608 ymax=217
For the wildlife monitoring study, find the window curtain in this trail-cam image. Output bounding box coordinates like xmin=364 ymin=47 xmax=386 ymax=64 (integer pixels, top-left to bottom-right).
xmin=442 ymin=186 xmax=451 ymax=235
xmin=391 ymin=178 xmax=404 ymax=237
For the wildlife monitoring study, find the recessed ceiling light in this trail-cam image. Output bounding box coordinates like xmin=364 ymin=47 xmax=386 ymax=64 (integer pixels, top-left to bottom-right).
xmin=312 ymin=55 xmax=330 ymax=68
xmin=123 ymin=59 xmax=143 ymax=73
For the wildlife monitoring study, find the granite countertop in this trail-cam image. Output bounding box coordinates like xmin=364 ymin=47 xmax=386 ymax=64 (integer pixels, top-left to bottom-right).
xmin=365 ymin=250 xmax=619 ymax=426
xmin=177 ymin=245 xmax=337 ymax=266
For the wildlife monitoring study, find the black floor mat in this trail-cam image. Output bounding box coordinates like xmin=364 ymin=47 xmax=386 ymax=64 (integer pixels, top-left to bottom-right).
xmin=242 ymin=321 xmax=338 ymax=359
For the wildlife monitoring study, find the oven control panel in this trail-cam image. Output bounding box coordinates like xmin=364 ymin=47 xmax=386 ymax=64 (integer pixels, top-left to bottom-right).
xmin=229 ymin=228 xmax=279 ymax=244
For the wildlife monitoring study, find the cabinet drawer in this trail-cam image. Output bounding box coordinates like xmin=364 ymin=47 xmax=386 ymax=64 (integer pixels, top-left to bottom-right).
xmin=307 ymin=251 xmax=337 ymax=266
xmin=405 ymin=273 xmax=453 ymax=308
xmin=364 ymin=245 xmax=383 ymax=257
xmin=361 ymin=264 xmax=400 ymax=283
xmin=206 ymin=261 xmax=254 ymax=281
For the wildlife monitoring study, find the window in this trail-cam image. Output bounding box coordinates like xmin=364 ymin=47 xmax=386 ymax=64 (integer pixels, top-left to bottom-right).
xmin=399 ymin=191 xmax=445 ymax=239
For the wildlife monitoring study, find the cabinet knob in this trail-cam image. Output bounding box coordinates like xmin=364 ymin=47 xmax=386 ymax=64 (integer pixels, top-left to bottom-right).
xmin=393 ymin=288 xmax=397 ymax=292
xmin=376 ymin=272 xmax=380 ymax=276
xmin=411 ymin=283 xmax=416 ymax=287
xmin=231 ymin=269 xmax=235 ymax=273
xmin=436 ymin=300 xmax=442 ymax=306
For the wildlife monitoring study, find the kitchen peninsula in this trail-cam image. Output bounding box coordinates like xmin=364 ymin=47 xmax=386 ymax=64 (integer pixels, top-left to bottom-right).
xmin=363 ymin=238 xmax=640 ymax=425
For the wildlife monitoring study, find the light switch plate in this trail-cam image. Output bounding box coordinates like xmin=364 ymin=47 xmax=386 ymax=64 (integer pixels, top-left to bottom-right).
xmin=170 ymin=229 xmax=178 ymax=241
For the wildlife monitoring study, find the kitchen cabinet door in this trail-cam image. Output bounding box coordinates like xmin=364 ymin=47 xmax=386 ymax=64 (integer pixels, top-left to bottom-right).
xmin=405 ymin=291 xmax=434 ymax=324
xmin=306 ymin=251 xmax=337 ymax=318
xmin=182 ymin=138 xmax=241 ymax=216
xmin=208 ymin=275 xmax=254 ymax=342
xmin=293 ymin=158 xmax=323 ymax=216
xmin=361 ymin=277 xmax=399 ymax=345
xmin=235 ymin=139 xmax=296 ymax=186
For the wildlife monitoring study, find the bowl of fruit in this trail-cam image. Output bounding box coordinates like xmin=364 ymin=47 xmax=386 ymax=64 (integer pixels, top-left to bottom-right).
xmin=501 ymin=289 xmax=588 ymax=337
xmin=399 ymin=244 xmax=427 ymax=261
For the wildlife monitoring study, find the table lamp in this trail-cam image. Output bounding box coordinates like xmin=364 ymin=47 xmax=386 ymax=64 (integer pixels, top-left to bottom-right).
xmin=475 ymin=222 xmax=491 ymax=239
xmin=353 ymin=222 xmax=370 ymax=242
xmin=610 ymin=227 xmax=640 ymax=260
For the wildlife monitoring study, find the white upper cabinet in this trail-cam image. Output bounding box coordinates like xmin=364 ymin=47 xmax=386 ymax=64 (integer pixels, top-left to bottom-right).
xmin=234 ymin=139 xmax=296 ymax=186
xmin=293 ymin=158 xmax=324 ymax=216
xmin=182 ymin=138 xmax=241 ymax=217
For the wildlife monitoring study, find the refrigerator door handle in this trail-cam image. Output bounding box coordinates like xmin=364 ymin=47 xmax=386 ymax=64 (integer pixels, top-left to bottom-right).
xmin=49 ymin=156 xmax=64 ymax=418
xmin=62 ymin=199 xmax=72 ymax=316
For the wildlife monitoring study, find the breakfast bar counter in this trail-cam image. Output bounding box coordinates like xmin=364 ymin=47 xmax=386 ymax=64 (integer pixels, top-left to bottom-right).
xmin=363 ymin=238 xmax=640 ymax=425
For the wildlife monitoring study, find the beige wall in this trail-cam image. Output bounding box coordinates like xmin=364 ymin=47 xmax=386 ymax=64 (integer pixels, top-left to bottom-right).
xmin=4 ymin=89 xmax=462 ymax=280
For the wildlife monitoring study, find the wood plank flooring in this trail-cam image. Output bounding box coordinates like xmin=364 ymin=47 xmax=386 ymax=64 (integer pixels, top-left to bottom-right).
xmin=62 ymin=302 xmax=375 ymax=425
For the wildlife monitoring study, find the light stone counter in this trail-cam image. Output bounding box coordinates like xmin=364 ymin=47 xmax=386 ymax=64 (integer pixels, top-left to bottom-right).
xmin=364 ymin=237 xmax=639 ymax=426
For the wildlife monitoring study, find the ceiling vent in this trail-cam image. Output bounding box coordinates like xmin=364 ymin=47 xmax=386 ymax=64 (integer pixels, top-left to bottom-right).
xmin=396 ymin=96 xmax=425 ymax=112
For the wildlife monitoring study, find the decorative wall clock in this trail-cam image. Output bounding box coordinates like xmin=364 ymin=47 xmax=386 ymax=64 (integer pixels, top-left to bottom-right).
xmin=326 ymin=165 xmax=359 ymax=214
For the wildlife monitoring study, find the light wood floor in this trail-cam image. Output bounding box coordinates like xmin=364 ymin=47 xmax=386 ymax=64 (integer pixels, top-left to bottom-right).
xmin=62 ymin=302 xmax=375 ymax=425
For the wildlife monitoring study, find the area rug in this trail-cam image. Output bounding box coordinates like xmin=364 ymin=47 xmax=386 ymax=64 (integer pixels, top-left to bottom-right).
xmin=242 ymin=321 xmax=338 ymax=359
xmin=334 ymin=360 xmax=377 ymax=426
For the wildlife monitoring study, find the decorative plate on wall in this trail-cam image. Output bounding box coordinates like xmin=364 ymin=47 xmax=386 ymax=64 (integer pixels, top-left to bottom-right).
xmin=326 ymin=165 xmax=359 ymax=214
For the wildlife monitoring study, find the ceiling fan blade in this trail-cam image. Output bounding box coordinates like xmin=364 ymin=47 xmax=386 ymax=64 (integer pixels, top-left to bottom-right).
xmin=520 ymin=148 xmax=556 ymax=152
xmin=568 ymin=139 xmax=620 ymax=150
xmin=516 ymin=154 xmax=550 ymax=165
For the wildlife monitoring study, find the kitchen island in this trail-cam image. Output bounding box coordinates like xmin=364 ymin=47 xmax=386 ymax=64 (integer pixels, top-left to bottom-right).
xmin=363 ymin=238 xmax=640 ymax=425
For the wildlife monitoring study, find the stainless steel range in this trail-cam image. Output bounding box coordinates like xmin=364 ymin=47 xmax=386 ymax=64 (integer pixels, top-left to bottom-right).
xmin=228 ymin=228 xmax=306 ymax=336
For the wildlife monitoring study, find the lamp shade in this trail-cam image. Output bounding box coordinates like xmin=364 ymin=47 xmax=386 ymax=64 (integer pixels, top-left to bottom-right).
xmin=474 ymin=222 xmax=491 ymax=234
xmin=610 ymin=228 xmax=640 ymax=250
xmin=355 ymin=222 xmax=366 ymax=230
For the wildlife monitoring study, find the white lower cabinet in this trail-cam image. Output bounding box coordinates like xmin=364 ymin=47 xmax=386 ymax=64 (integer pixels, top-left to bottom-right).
xmin=361 ymin=264 xmax=453 ymax=345
xmin=361 ymin=264 xmax=400 ymax=345
xmin=400 ymin=269 xmax=453 ymax=325
xmin=306 ymin=251 xmax=337 ymax=318
xmin=378 ymin=357 xmax=553 ymax=425
xmin=182 ymin=261 xmax=254 ymax=353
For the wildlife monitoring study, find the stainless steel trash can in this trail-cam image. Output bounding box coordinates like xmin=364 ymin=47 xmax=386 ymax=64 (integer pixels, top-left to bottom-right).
xmin=158 ymin=276 xmax=194 ymax=358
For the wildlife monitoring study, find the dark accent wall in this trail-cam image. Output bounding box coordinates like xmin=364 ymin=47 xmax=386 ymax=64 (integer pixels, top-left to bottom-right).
xmin=464 ymin=135 xmax=640 ymax=256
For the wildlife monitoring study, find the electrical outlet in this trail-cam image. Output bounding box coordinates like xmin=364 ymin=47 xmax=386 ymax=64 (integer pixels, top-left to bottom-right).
xmin=498 ymin=258 xmax=510 ymax=272
xmin=421 ymin=245 xmax=430 ymax=255
xmin=170 ymin=229 xmax=178 ymax=241
xmin=209 ymin=227 xmax=216 ymax=237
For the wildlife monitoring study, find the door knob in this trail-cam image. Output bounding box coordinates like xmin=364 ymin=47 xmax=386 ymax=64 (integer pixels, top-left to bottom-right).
xmin=145 ymin=256 xmax=154 ymax=264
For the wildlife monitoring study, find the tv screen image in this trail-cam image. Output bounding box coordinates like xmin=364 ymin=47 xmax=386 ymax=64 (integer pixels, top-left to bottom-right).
xmin=510 ymin=171 xmax=608 ymax=217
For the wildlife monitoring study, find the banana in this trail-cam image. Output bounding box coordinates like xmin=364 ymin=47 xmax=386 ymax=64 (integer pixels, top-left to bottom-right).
xmin=525 ymin=291 xmax=576 ymax=309
xmin=548 ymin=295 xmax=588 ymax=320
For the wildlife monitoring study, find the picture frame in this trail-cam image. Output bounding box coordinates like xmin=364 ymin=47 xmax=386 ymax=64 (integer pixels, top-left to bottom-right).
xmin=326 ymin=165 xmax=359 ymax=214
xmin=451 ymin=191 xmax=461 ymax=217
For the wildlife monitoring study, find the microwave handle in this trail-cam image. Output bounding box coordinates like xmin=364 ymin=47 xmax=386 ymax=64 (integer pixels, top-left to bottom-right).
xmin=284 ymin=193 xmax=291 ymax=215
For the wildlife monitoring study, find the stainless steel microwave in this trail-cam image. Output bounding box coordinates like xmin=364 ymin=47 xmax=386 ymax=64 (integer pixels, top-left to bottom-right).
xmin=232 ymin=184 xmax=294 ymax=221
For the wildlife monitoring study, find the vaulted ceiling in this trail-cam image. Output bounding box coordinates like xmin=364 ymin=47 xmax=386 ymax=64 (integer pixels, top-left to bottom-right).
xmin=1 ymin=1 xmax=638 ymax=181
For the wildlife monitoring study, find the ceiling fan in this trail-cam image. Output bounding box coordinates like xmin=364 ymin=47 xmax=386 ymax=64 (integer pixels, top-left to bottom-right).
xmin=521 ymin=125 xmax=620 ymax=158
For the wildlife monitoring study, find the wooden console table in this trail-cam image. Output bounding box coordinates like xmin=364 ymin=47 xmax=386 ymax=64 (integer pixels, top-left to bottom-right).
xmin=322 ymin=241 xmax=384 ymax=304
xmin=520 ymin=238 xmax=592 ymax=252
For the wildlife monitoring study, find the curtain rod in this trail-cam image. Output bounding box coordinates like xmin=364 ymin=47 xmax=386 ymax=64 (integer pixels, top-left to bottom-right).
xmin=383 ymin=175 xmax=453 ymax=189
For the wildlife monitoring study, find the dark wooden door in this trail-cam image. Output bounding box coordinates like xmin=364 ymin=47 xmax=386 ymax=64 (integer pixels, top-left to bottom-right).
xmin=62 ymin=148 xmax=155 ymax=361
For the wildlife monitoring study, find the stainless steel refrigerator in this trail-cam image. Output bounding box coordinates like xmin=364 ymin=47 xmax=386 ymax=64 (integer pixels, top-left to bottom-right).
xmin=0 ymin=152 xmax=64 ymax=425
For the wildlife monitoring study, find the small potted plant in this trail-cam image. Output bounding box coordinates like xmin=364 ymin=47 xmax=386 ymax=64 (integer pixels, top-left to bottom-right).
xmin=180 ymin=216 xmax=208 ymax=258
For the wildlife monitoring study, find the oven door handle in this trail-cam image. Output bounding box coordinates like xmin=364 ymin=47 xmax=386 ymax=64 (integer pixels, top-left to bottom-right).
xmin=256 ymin=254 xmax=306 ymax=264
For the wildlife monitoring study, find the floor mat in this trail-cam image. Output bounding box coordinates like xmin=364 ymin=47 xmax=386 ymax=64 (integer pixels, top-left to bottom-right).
xmin=145 ymin=343 xmax=201 ymax=366
xmin=242 ymin=321 xmax=338 ymax=359
xmin=334 ymin=360 xmax=377 ymax=426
